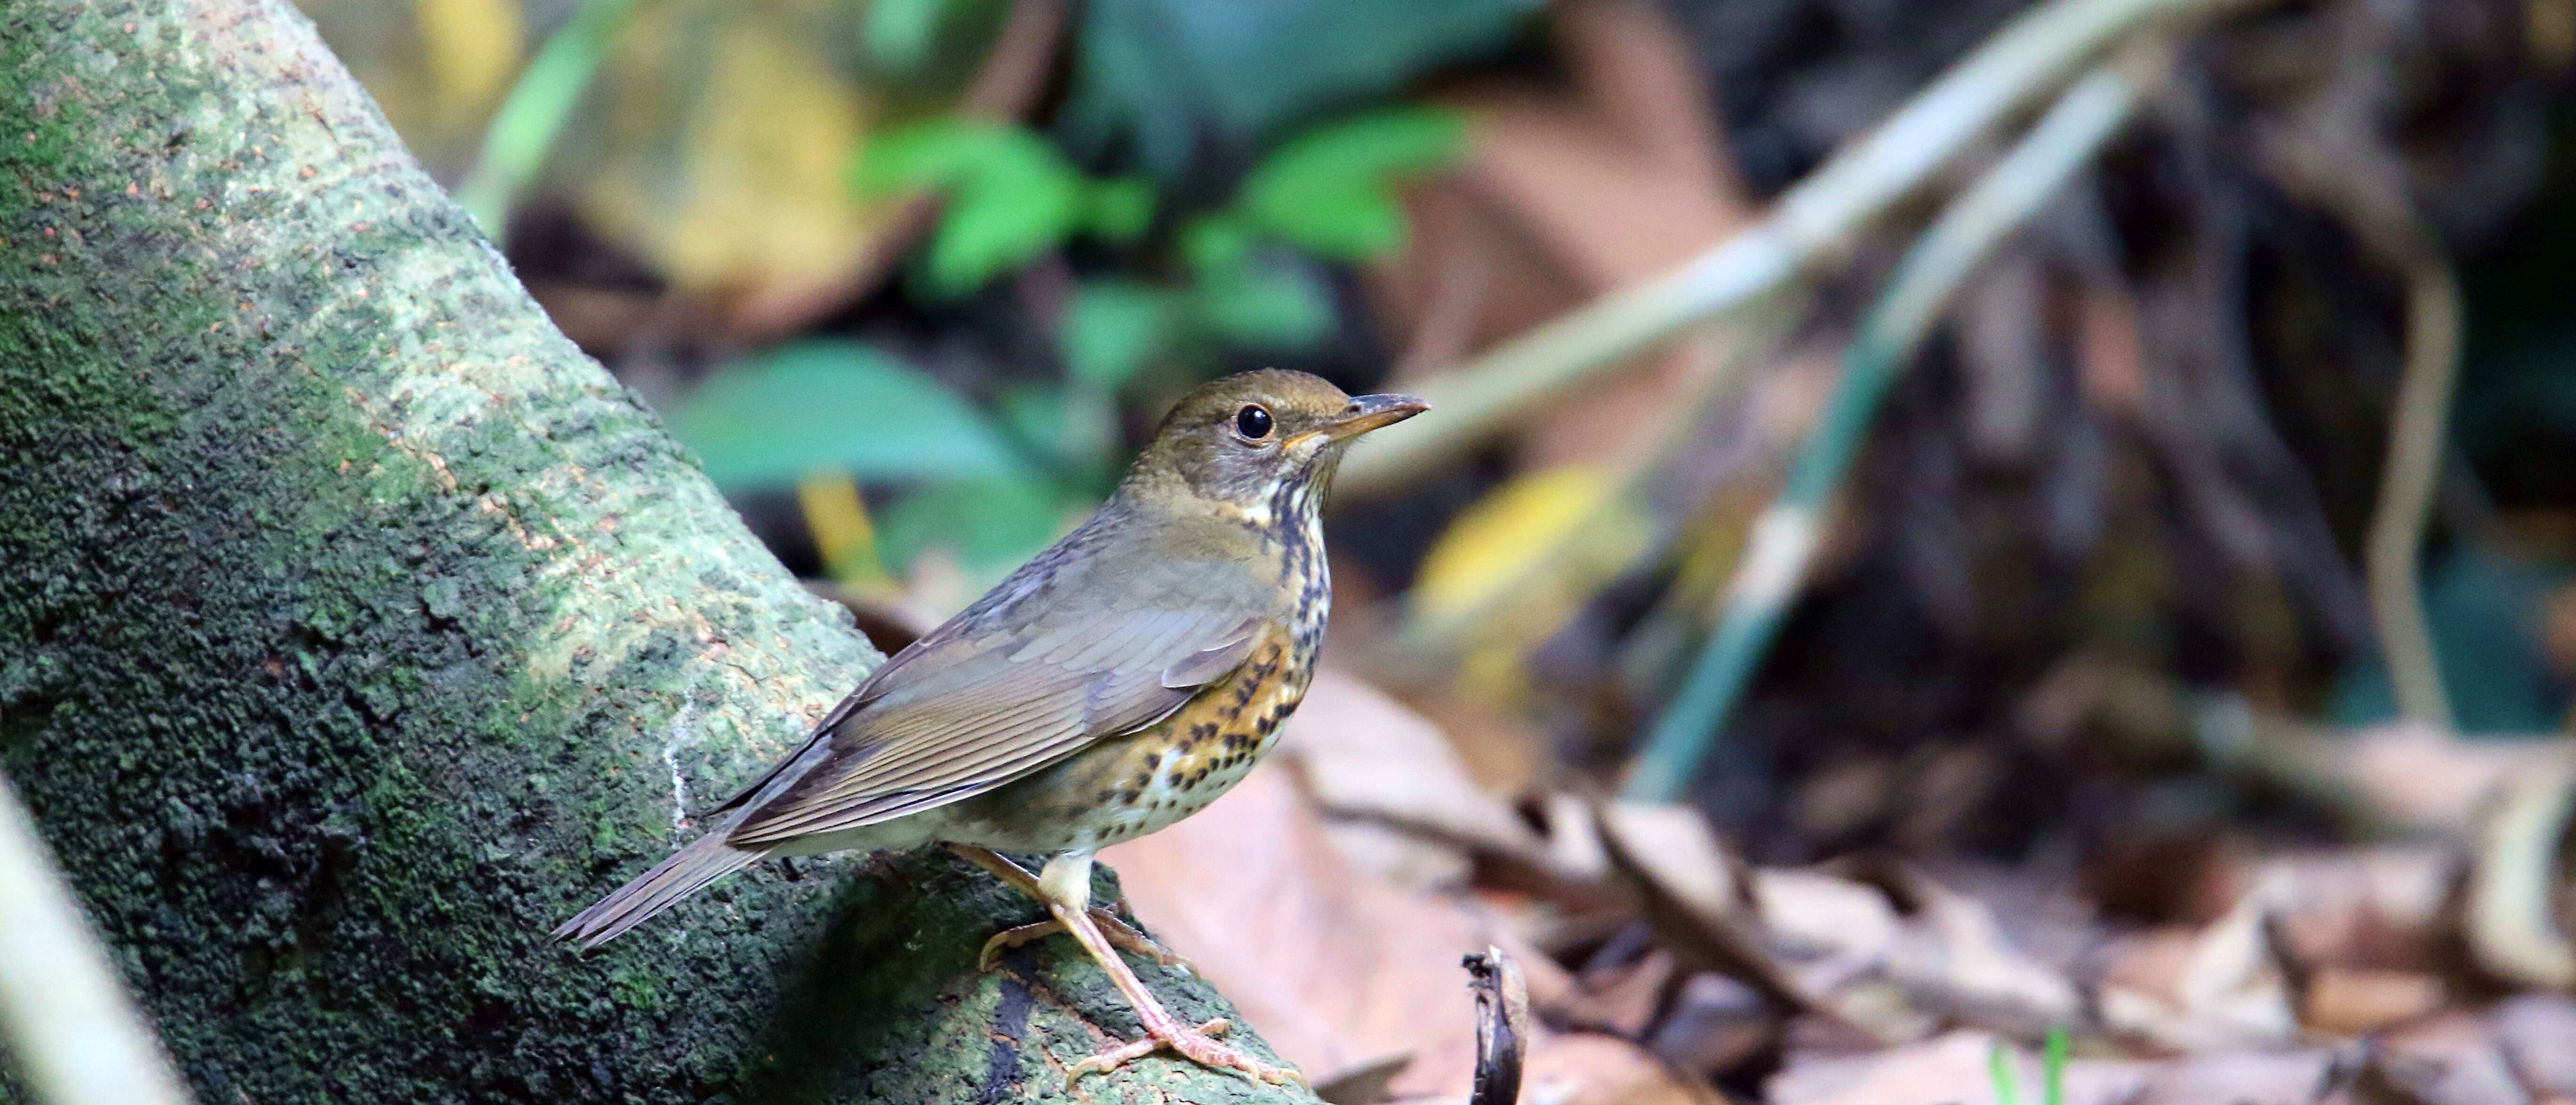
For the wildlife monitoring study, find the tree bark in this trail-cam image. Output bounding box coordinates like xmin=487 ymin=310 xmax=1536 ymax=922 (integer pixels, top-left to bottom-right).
xmin=0 ymin=2 xmax=1312 ymax=1102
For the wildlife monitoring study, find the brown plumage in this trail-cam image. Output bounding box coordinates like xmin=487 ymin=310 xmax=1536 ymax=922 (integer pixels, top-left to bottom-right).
xmin=555 ymin=369 xmax=1424 ymax=1086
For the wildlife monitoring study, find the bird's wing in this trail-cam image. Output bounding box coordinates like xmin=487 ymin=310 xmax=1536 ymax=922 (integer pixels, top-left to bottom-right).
xmin=723 ymin=545 xmax=1269 ymax=846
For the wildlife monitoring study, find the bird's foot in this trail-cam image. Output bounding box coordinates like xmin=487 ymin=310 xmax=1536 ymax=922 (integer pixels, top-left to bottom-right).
xmin=977 ymin=909 xmax=1192 ymax=972
xmin=1065 ymin=1016 xmax=1304 ymax=1088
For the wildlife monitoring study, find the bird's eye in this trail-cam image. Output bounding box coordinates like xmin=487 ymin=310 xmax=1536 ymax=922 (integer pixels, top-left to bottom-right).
xmin=1234 ymin=404 xmax=1273 ymax=440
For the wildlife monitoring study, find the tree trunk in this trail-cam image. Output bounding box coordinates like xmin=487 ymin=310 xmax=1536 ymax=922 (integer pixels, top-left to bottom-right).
xmin=0 ymin=2 xmax=1312 ymax=1102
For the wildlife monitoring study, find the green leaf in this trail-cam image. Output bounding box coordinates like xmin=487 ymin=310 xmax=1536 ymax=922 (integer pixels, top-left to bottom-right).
xmin=1179 ymin=213 xmax=1254 ymax=275
xmin=862 ymin=0 xmax=952 ymax=70
xmin=1081 ymin=176 xmax=1158 ymax=242
xmin=1057 ymin=0 xmax=1535 ymax=178
xmin=1062 ymin=280 xmax=1179 ymax=390
xmin=1238 ymin=106 xmax=1465 ymax=259
xmin=2040 ymin=1027 xmax=2067 ymax=1105
xmin=1193 ymin=254 xmax=1333 ymax=348
xmin=664 ymin=340 xmax=1024 ymax=490
xmin=853 ymin=120 xmax=1087 ymax=296
xmin=1988 ymin=1039 xmax=2020 ymax=1105
xmin=924 ymin=155 xmax=1083 ymax=295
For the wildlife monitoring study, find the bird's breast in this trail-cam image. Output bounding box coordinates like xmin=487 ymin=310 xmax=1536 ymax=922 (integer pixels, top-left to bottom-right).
xmin=942 ymin=618 xmax=1319 ymax=853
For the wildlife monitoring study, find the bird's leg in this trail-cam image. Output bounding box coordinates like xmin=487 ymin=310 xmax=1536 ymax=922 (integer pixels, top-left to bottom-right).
xmin=1032 ymin=851 xmax=1302 ymax=1088
xmin=945 ymin=844 xmax=1191 ymax=971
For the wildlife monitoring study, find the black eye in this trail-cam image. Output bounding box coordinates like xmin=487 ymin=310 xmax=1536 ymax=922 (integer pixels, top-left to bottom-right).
xmin=1234 ymin=404 xmax=1273 ymax=440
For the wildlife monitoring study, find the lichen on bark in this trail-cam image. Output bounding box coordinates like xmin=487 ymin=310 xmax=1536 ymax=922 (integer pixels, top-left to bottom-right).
xmin=0 ymin=2 xmax=1312 ymax=1102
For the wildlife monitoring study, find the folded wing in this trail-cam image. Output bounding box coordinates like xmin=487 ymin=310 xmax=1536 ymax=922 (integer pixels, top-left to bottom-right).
xmin=724 ymin=569 xmax=1265 ymax=845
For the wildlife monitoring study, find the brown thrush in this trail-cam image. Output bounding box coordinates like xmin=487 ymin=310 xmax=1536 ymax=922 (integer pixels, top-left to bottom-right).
xmin=555 ymin=369 xmax=1425 ymax=1086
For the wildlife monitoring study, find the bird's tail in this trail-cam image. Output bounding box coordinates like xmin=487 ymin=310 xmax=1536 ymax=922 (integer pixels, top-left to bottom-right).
xmin=552 ymin=830 xmax=764 ymax=950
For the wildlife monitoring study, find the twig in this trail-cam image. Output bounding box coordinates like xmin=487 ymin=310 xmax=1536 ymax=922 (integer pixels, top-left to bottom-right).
xmin=1341 ymin=0 xmax=2278 ymax=495
xmin=2466 ymin=755 xmax=2576 ymax=987
xmin=1621 ymin=55 xmax=2159 ymax=803
xmin=1463 ymin=947 xmax=1529 ymax=1105
xmin=2364 ymin=241 xmax=2462 ymax=727
xmin=453 ymin=0 xmax=646 ymax=237
xmin=0 ymin=773 xmax=192 ymax=1105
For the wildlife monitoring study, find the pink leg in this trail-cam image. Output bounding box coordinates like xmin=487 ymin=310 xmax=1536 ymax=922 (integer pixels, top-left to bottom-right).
xmin=946 ymin=844 xmax=1194 ymax=972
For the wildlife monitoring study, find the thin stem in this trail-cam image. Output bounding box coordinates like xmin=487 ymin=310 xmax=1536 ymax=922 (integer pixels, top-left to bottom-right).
xmin=0 ymin=772 xmax=193 ymax=1105
xmin=2365 ymin=243 xmax=2461 ymax=727
xmin=1621 ymin=59 xmax=2153 ymax=803
xmin=453 ymin=0 xmax=646 ymax=238
xmin=1342 ymin=0 xmax=2279 ymax=496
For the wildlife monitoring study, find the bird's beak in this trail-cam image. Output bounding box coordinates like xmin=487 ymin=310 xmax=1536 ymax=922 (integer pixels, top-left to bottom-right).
xmin=1309 ymin=393 xmax=1430 ymax=444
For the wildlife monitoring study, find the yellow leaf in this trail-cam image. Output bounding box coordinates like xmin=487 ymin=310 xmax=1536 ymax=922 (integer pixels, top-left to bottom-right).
xmin=414 ymin=0 xmax=524 ymax=122
xmin=795 ymin=471 xmax=892 ymax=589
xmin=578 ymin=9 xmax=890 ymax=296
xmin=1415 ymin=466 xmax=1624 ymax=620
xmin=1408 ymin=466 xmax=1654 ymax=702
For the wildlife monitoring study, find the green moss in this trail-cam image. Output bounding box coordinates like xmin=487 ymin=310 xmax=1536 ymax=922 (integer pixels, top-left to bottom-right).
xmin=0 ymin=2 xmax=1312 ymax=1103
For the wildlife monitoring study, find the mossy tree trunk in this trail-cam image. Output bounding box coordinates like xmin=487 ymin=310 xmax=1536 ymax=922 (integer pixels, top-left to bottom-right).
xmin=0 ymin=2 xmax=1312 ymax=1102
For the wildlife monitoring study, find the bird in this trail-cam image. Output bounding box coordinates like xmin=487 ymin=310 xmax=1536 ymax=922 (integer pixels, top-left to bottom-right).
xmin=554 ymin=368 xmax=1426 ymax=1086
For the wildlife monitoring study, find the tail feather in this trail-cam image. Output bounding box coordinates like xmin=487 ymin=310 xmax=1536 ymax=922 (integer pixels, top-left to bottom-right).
xmin=553 ymin=831 xmax=764 ymax=950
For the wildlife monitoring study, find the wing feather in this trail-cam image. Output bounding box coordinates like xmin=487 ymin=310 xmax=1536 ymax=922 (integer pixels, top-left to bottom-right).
xmin=724 ymin=524 xmax=1275 ymax=847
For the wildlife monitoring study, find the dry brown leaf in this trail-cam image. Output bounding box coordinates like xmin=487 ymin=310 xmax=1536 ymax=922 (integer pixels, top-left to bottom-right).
xmin=2363 ymin=1013 xmax=2533 ymax=1105
xmin=1559 ymin=947 xmax=1678 ymax=1039
xmin=1647 ymin=972 xmax=1775 ymax=1081
xmin=1595 ymin=804 xmax=1830 ymax=1014
xmin=2127 ymin=1050 xmax=2343 ymax=1105
xmin=1883 ymin=872 xmax=2085 ymax=1036
xmin=1280 ymin=670 xmax=1549 ymax=881
xmin=1385 ymin=1032 xmax=1722 ymax=1105
xmin=2491 ymin=994 xmax=2576 ymax=1099
xmin=2301 ymin=967 xmax=2447 ymax=1037
xmin=2257 ymin=845 xmax=2459 ymax=976
xmin=1102 ymin=766 xmax=1501 ymax=1092
xmin=1770 ymin=1032 xmax=2150 ymax=1105
xmin=1105 ymin=767 xmax=1705 ymax=1102
xmin=2096 ymin=869 xmax=2301 ymax=1052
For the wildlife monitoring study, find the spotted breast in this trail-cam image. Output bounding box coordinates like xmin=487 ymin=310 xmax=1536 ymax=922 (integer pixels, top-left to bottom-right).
xmin=942 ymin=478 xmax=1330 ymax=854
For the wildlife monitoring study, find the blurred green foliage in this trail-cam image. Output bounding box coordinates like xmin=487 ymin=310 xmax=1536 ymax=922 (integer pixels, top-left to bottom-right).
xmin=1059 ymin=0 xmax=1535 ymax=178
xmin=417 ymin=0 xmax=1499 ymax=583
xmin=686 ymin=104 xmax=1470 ymax=582
xmin=853 ymin=120 xmax=1155 ymax=297
xmin=1233 ymin=107 xmax=1465 ymax=259
xmin=665 ymin=340 xmax=1029 ymax=489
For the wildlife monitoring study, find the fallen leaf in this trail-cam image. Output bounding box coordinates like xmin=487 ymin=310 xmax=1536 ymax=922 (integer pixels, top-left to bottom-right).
xmin=2127 ymin=1050 xmax=2343 ymax=1105
xmin=2301 ymin=967 xmax=2447 ymax=1037
xmin=2096 ymin=869 xmax=2302 ymax=1051
xmin=2491 ymin=994 xmax=2576 ymax=1099
xmin=1770 ymin=1032 xmax=2149 ymax=1105
xmin=1103 ymin=766 xmax=1594 ymax=1098
xmin=1277 ymin=670 xmax=1549 ymax=879
xmin=2363 ymin=1012 xmax=2532 ymax=1105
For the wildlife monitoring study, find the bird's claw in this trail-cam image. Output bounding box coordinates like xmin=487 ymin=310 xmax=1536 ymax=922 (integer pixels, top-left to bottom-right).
xmin=1064 ymin=1017 xmax=1304 ymax=1088
xmin=977 ymin=908 xmax=1194 ymax=972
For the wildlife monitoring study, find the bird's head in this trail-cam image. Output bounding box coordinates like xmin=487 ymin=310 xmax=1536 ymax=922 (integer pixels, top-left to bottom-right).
xmin=1124 ymin=369 xmax=1427 ymax=516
